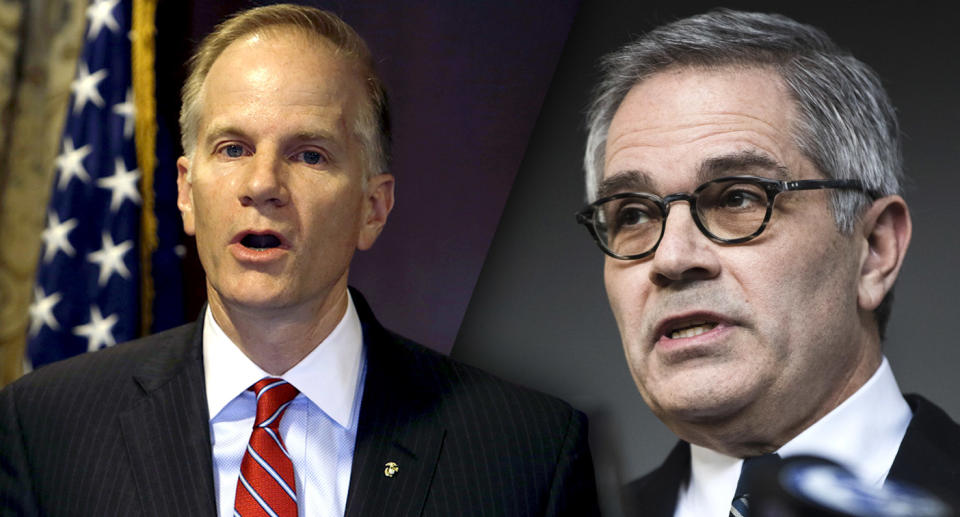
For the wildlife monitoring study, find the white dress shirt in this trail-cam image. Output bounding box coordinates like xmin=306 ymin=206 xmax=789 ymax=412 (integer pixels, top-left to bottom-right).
xmin=204 ymin=292 xmax=366 ymax=517
xmin=675 ymin=357 xmax=912 ymax=517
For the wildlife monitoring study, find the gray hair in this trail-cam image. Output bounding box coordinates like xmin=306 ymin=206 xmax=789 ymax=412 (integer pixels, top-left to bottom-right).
xmin=584 ymin=8 xmax=901 ymax=231
xmin=180 ymin=4 xmax=390 ymax=180
xmin=584 ymin=9 xmax=902 ymax=335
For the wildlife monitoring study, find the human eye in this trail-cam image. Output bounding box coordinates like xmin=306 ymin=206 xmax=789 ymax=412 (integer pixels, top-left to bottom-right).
xmin=714 ymin=183 xmax=766 ymax=211
xmin=606 ymin=198 xmax=658 ymax=232
xmin=215 ymin=143 xmax=249 ymax=159
xmin=617 ymin=204 xmax=652 ymax=226
xmin=291 ymin=149 xmax=329 ymax=167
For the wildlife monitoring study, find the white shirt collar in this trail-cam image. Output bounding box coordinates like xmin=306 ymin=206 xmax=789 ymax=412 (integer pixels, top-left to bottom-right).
xmin=680 ymin=357 xmax=912 ymax=517
xmin=777 ymin=357 xmax=911 ymax=484
xmin=203 ymin=290 xmax=365 ymax=429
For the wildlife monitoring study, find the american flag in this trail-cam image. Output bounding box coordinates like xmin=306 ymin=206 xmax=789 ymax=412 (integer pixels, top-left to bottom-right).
xmin=27 ymin=0 xmax=183 ymax=369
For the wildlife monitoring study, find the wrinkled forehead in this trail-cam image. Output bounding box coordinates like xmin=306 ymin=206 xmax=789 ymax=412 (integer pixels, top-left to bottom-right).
xmin=607 ymin=64 xmax=795 ymax=130
xmin=596 ymin=152 xmax=791 ymax=199
xmin=602 ymin=66 xmax=802 ymax=195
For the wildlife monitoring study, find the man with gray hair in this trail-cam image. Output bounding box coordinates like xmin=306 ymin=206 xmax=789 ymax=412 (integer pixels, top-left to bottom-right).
xmin=0 ymin=4 xmax=599 ymax=516
xmin=575 ymin=9 xmax=960 ymax=516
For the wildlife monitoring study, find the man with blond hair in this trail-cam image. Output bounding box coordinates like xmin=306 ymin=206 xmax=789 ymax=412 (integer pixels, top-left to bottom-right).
xmin=0 ymin=5 xmax=599 ymax=516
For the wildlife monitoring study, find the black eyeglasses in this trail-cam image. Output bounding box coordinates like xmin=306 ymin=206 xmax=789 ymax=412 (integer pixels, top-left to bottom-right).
xmin=576 ymin=175 xmax=877 ymax=260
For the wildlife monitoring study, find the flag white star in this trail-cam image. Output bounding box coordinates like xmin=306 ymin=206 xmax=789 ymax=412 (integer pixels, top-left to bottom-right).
xmin=113 ymin=88 xmax=136 ymax=139
xmin=88 ymin=233 xmax=133 ymax=286
xmin=73 ymin=306 xmax=118 ymax=352
xmin=41 ymin=212 xmax=78 ymax=263
xmin=56 ymin=138 xmax=92 ymax=189
xmin=28 ymin=287 xmax=62 ymax=336
xmin=86 ymin=0 xmax=121 ymax=40
xmin=71 ymin=63 xmax=108 ymax=113
xmin=97 ymin=158 xmax=141 ymax=211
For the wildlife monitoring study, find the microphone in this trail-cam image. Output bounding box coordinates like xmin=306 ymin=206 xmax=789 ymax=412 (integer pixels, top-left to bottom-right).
xmin=743 ymin=455 xmax=953 ymax=517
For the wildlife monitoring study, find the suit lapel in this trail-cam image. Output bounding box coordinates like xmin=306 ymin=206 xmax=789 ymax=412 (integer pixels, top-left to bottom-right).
xmin=118 ymin=321 xmax=218 ymax=517
xmin=622 ymin=441 xmax=689 ymax=517
xmin=344 ymin=291 xmax=446 ymax=517
xmin=888 ymin=394 xmax=960 ymax=507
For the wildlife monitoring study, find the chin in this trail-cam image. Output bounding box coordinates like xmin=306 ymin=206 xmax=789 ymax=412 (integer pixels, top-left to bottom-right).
xmin=211 ymin=281 xmax=294 ymax=312
xmin=219 ymin=294 xmax=294 ymax=314
xmin=235 ymin=294 xmax=293 ymax=309
xmin=647 ymin=380 xmax=757 ymax=426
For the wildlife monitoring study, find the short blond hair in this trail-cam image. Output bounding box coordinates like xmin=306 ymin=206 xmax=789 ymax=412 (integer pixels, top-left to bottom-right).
xmin=179 ymin=4 xmax=390 ymax=178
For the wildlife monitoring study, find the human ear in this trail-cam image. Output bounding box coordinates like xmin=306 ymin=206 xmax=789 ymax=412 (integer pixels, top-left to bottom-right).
xmin=357 ymin=173 xmax=395 ymax=250
xmin=177 ymin=156 xmax=196 ymax=236
xmin=857 ymin=195 xmax=911 ymax=311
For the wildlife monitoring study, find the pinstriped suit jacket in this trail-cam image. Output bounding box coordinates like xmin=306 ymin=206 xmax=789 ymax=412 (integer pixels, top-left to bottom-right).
xmin=0 ymin=292 xmax=600 ymax=516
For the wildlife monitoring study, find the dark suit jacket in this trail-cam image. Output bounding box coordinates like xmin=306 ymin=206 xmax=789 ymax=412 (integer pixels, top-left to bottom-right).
xmin=621 ymin=394 xmax=960 ymax=516
xmin=0 ymin=292 xmax=599 ymax=516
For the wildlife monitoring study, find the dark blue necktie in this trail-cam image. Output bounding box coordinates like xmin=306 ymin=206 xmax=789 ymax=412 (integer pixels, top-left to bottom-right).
xmin=729 ymin=453 xmax=781 ymax=517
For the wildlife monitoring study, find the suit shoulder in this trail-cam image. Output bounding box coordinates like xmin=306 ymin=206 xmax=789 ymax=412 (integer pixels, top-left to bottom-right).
xmin=354 ymin=320 xmax=601 ymax=515
xmin=902 ymin=394 xmax=960 ymax=457
xmin=372 ymin=331 xmax=586 ymax=429
xmin=5 ymin=322 xmax=197 ymax=394
xmin=901 ymin=394 xmax=960 ymax=457
xmin=397 ymin=330 xmax=576 ymax=414
xmin=0 ymin=322 xmax=200 ymax=464
xmin=891 ymin=394 xmax=960 ymax=507
xmin=906 ymin=393 xmax=960 ymax=428
xmin=357 ymin=288 xmax=579 ymax=420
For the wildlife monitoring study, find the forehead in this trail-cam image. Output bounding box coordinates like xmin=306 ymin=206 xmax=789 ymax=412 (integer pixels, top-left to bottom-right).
xmin=199 ymin=29 xmax=365 ymax=135
xmin=603 ymin=66 xmax=804 ymax=191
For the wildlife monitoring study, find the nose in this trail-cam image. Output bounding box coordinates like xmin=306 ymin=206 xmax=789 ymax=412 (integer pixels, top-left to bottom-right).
xmin=648 ymin=202 xmax=720 ymax=287
xmin=239 ymin=149 xmax=289 ymax=208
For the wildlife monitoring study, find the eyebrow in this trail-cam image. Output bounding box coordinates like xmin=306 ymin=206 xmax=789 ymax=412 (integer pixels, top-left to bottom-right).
xmin=202 ymin=124 xmax=244 ymax=151
xmin=596 ymin=170 xmax=655 ymax=199
xmin=287 ymin=129 xmax=342 ymax=144
xmin=697 ymin=151 xmax=790 ymax=183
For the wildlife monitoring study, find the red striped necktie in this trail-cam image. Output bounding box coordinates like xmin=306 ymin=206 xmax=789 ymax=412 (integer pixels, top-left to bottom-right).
xmin=234 ymin=378 xmax=300 ymax=517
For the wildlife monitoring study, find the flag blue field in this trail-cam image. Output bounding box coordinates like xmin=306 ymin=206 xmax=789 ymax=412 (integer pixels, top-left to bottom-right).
xmin=27 ymin=0 xmax=182 ymax=369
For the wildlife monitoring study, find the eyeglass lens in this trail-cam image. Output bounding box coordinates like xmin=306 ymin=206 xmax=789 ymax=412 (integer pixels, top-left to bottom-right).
xmin=596 ymin=179 xmax=771 ymax=257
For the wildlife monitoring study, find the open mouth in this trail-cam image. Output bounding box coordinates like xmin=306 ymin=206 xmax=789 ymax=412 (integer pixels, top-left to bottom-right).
xmin=666 ymin=321 xmax=718 ymax=339
xmin=240 ymin=233 xmax=282 ymax=250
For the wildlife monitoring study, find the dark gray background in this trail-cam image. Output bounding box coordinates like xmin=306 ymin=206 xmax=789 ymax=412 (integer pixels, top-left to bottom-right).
xmin=453 ymin=2 xmax=960 ymax=514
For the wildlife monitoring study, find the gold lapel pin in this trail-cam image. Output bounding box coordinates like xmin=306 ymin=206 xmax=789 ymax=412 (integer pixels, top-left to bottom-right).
xmin=384 ymin=461 xmax=399 ymax=478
